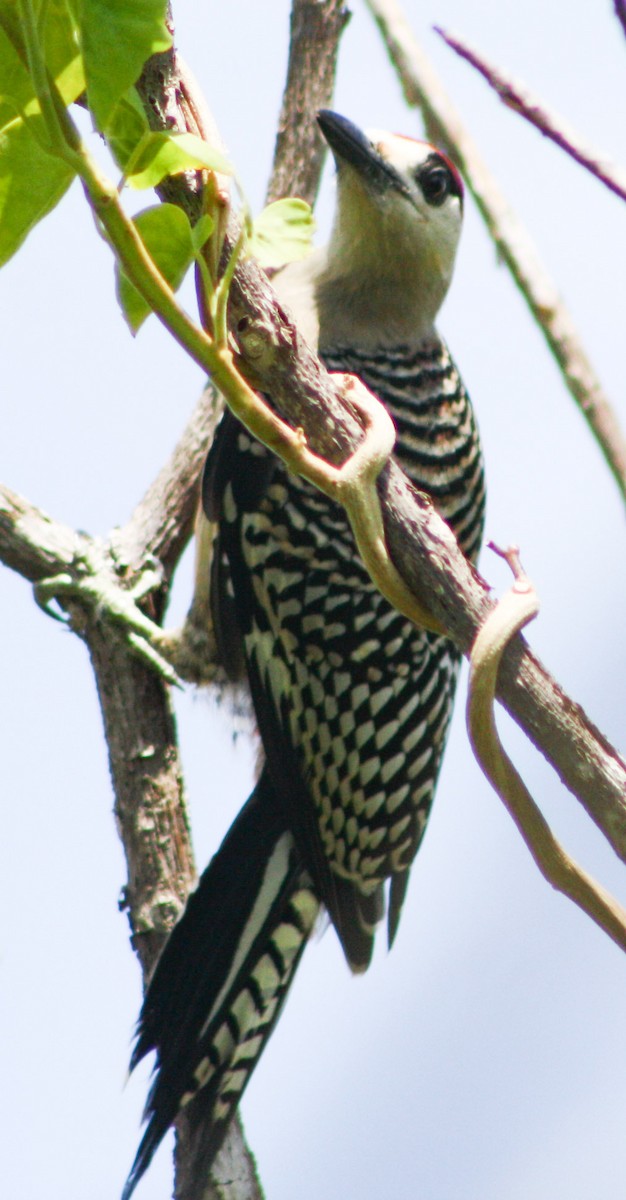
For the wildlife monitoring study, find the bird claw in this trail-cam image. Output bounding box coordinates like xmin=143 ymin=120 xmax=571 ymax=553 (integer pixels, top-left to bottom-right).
xmin=33 ymin=555 xmax=184 ymax=687
xmin=34 ymin=572 xmax=75 ymax=621
xmin=127 ymin=631 xmax=184 ymax=689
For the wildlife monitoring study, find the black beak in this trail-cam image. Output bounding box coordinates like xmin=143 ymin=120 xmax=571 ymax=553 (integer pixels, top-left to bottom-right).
xmin=317 ymin=110 xmax=408 ymax=197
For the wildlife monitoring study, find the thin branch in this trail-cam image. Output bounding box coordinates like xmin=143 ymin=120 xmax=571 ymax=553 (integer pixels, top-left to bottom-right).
xmin=365 ymin=0 xmax=626 ymax=507
xmin=266 ymin=0 xmax=350 ymax=206
xmin=437 ymin=26 xmax=626 ymax=205
xmin=468 ymin=546 xmax=626 ymax=955
xmin=0 ymin=485 xmax=87 ymax=582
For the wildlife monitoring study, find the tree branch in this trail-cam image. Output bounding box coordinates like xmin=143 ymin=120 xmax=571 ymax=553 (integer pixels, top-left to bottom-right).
xmin=88 ymin=627 xmax=196 ymax=976
xmin=364 ymin=0 xmax=626 ymax=507
xmin=0 ymin=485 xmax=87 ymax=582
xmin=266 ymin=0 xmax=351 ymax=206
xmin=436 ymin=26 xmax=626 ymax=205
xmin=468 ymin=546 xmax=626 ymax=955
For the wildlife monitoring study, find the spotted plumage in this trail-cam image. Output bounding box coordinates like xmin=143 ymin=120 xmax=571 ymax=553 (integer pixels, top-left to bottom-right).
xmin=123 ymin=110 xmax=485 ymax=1199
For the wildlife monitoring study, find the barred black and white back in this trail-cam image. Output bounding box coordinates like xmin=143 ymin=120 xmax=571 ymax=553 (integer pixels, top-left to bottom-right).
xmin=123 ymin=112 xmax=486 ymax=1199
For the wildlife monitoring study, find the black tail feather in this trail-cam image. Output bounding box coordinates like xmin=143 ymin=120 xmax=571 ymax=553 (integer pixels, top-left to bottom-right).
xmin=123 ymin=770 xmax=318 ymax=1200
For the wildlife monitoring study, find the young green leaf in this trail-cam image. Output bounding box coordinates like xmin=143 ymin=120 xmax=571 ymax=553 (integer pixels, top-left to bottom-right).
xmin=125 ymin=131 xmax=232 ymax=189
xmin=115 ymin=202 xmax=214 ymax=333
xmin=0 ymin=113 xmax=74 ymax=266
xmin=0 ymin=16 xmax=79 ymax=267
xmin=248 ymin=198 xmax=315 ymax=268
xmin=0 ymin=0 xmax=85 ymax=115
xmin=0 ymin=0 xmax=83 ymax=97
xmin=41 ymin=0 xmax=85 ymax=99
xmin=76 ymin=0 xmax=171 ymax=131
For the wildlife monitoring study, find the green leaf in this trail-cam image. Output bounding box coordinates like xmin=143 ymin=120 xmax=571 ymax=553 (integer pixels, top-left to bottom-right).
xmin=0 ymin=13 xmax=78 ymax=267
xmin=41 ymin=0 xmax=85 ymax=101
xmin=0 ymin=1 xmax=85 ymax=108
xmin=0 ymin=1 xmax=83 ymax=116
xmin=248 ymin=198 xmax=315 ymax=268
xmin=0 ymin=110 xmax=74 ymax=266
xmin=0 ymin=0 xmax=33 ymax=64
xmin=76 ymin=0 xmax=171 ymax=131
xmin=125 ymin=130 xmax=232 ymax=189
xmin=116 ymin=202 xmax=213 ymax=333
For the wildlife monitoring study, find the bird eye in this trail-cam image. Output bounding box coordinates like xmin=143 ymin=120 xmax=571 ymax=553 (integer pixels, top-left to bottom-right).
xmin=417 ymin=161 xmax=452 ymax=207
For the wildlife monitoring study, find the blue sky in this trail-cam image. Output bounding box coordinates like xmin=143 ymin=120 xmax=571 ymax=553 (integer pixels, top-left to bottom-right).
xmin=2 ymin=3 xmax=626 ymax=1198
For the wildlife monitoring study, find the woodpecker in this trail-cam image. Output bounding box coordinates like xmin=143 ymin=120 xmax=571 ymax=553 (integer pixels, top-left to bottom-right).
xmin=123 ymin=111 xmax=485 ymax=1198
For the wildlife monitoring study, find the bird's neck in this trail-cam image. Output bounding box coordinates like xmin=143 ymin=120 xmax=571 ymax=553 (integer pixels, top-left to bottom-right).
xmin=315 ymin=237 xmax=449 ymax=352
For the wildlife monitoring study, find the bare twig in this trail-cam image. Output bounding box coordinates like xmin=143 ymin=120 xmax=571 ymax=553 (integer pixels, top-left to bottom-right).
xmin=266 ymin=0 xmax=350 ymax=206
xmin=468 ymin=545 xmax=626 ymax=955
xmin=365 ymin=0 xmax=626 ymax=506
xmin=436 ymin=27 xmax=626 ymax=205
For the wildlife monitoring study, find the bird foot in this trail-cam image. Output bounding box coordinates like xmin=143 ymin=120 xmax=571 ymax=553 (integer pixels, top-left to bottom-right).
xmin=34 ymin=550 xmax=183 ymax=687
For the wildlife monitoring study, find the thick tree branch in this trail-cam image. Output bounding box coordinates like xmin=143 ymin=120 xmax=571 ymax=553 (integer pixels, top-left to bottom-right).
xmin=88 ymin=627 xmax=196 ymax=975
xmin=365 ymin=0 xmax=626 ymax=507
xmin=266 ymin=0 xmax=351 ymax=206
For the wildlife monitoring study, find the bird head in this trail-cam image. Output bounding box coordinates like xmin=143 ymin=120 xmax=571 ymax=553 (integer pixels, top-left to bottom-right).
xmin=315 ymin=110 xmax=464 ymax=347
